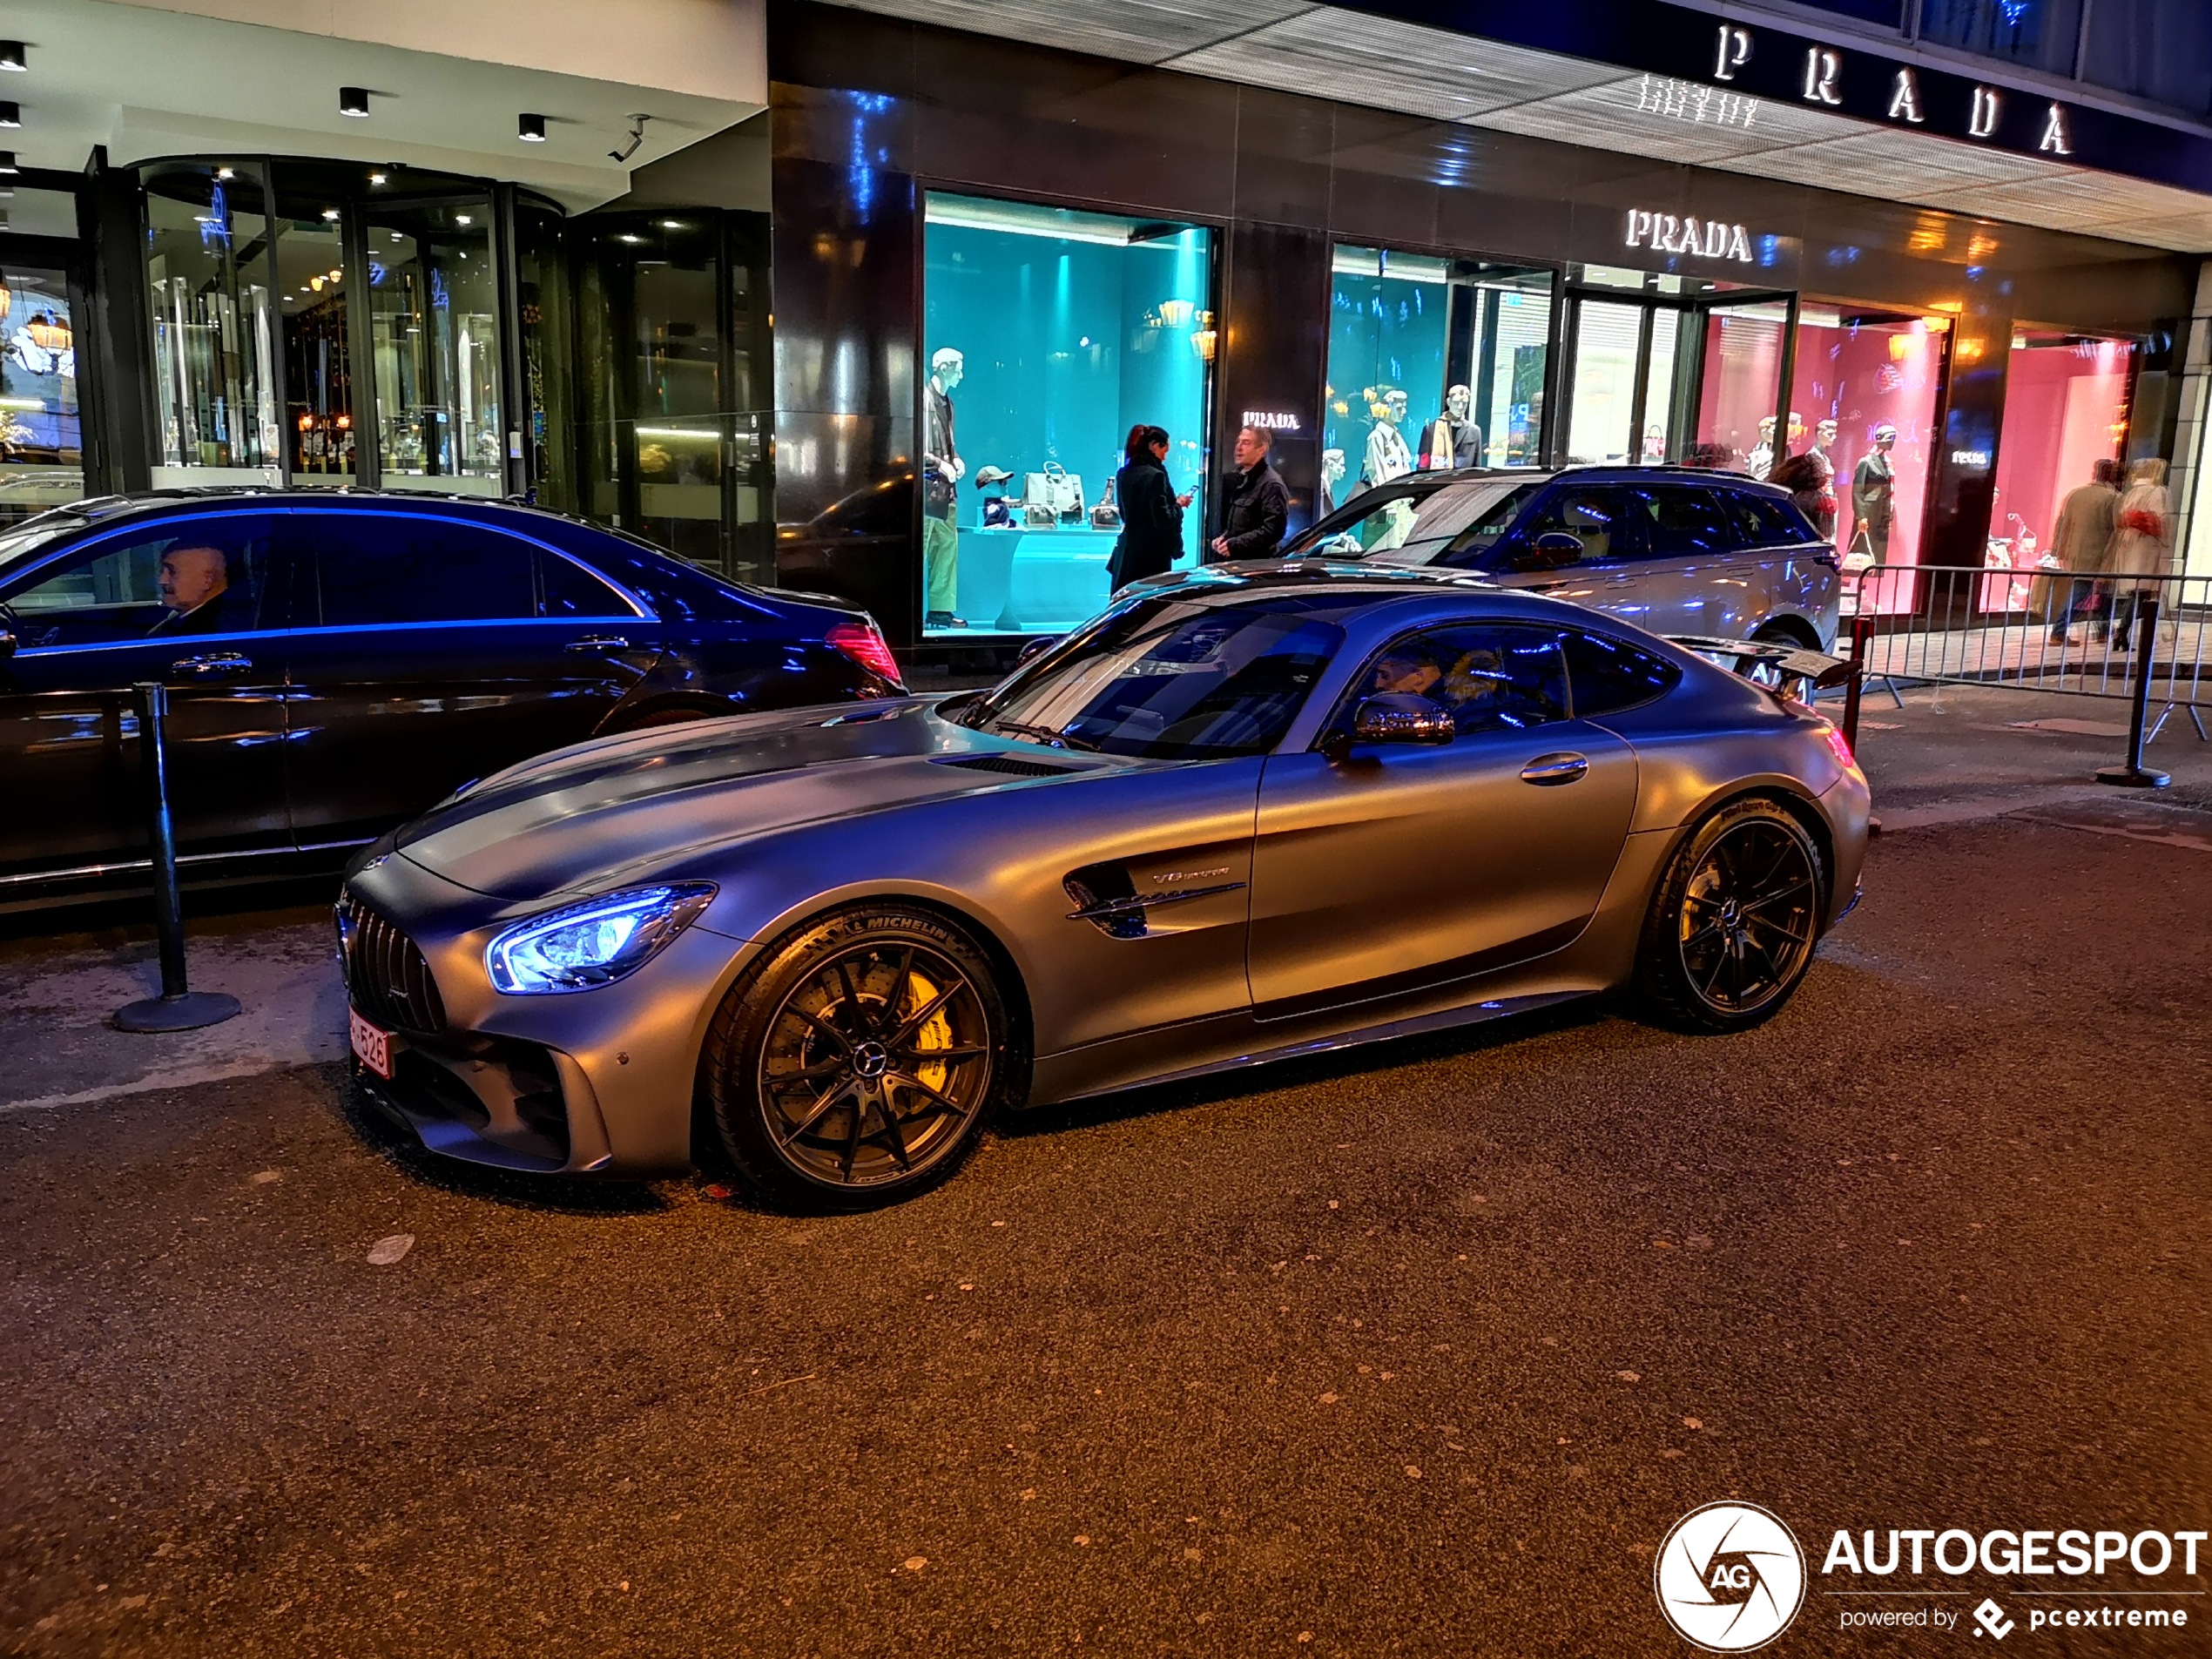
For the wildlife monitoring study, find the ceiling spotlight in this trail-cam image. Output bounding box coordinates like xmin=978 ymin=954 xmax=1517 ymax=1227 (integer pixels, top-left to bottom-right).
xmin=0 ymin=152 xmax=17 ymax=176
xmin=518 ymin=112 xmax=546 ymax=144
xmin=216 ymin=165 xmax=233 ymax=180
xmin=0 ymin=103 xmax=20 ymax=129
xmin=616 ymin=233 xmax=644 ymax=245
xmin=455 ymin=213 xmax=472 ymax=226
xmin=368 ymin=171 xmax=388 ymax=185
xmin=321 ymin=206 xmax=340 ymax=221
xmin=660 ymin=219 xmax=684 ymax=230
xmin=0 ymin=43 xmax=26 ymax=73
xmin=340 ymin=86 xmax=370 ymax=118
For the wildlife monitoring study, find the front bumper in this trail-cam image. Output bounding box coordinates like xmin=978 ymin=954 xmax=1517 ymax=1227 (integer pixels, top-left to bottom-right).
xmin=340 ymin=853 xmax=758 ymax=1177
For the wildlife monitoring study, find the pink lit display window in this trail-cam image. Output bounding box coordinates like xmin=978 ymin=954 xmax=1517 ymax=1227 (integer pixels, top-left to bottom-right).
xmin=1984 ymin=334 xmax=2134 ymax=612
xmin=1786 ymin=307 xmax=1948 ymax=615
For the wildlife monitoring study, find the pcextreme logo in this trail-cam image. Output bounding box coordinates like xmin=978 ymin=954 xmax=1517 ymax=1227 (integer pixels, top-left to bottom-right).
xmin=1656 ymin=1502 xmax=1808 ymax=1651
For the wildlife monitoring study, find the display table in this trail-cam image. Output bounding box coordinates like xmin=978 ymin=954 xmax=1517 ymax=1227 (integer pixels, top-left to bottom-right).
xmin=948 ymin=524 xmax=1119 ymax=633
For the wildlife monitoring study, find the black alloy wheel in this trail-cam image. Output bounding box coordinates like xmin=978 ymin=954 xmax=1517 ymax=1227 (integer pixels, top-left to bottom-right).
xmin=1637 ymin=797 xmax=1826 ymax=1032
xmin=701 ymin=906 xmax=1009 ymax=1209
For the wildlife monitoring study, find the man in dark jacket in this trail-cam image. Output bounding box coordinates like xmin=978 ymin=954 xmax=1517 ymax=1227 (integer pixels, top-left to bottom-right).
xmin=1211 ymin=426 xmax=1290 ymax=562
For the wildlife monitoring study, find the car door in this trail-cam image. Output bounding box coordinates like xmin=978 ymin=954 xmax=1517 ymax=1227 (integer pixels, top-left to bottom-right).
xmin=1246 ymin=619 xmax=1638 ymax=1019
xmin=1481 ymin=483 xmax=1650 ymax=622
xmin=0 ymin=511 xmax=293 ymax=884
xmin=1623 ymin=483 xmax=1750 ymax=638
xmin=1716 ymin=486 xmax=1834 ymax=646
xmin=281 ymin=509 xmax=664 ymax=847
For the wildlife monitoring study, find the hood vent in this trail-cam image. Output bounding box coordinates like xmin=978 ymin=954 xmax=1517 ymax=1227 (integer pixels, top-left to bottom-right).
xmin=936 ymin=752 xmax=1079 ymax=779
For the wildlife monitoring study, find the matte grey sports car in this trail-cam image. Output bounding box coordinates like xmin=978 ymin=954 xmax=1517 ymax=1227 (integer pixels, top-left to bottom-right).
xmin=339 ymin=563 xmax=1870 ymax=1210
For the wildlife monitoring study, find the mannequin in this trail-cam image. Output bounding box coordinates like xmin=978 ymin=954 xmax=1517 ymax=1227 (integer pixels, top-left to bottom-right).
xmin=1852 ymin=422 xmax=1898 ymax=562
xmin=1420 ymin=384 xmax=1482 ymax=471
xmin=1806 ymin=418 xmax=1839 ymax=539
xmin=1745 ymin=415 xmax=1777 ymax=481
xmin=1319 ymin=448 xmax=1346 ymax=517
xmin=922 ymin=346 xmax=966 ymax=628
xmin=1363 ymin=388 xmax=1413 ymax=490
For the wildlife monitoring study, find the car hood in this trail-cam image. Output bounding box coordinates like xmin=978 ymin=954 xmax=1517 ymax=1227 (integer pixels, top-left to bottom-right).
xmin=393 ymin=698 xmax=1111 ymax=900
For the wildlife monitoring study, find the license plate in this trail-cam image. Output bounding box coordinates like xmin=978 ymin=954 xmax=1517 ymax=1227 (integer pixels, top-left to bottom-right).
xmin=348 ymin=1007 xmax=393 ymax=1080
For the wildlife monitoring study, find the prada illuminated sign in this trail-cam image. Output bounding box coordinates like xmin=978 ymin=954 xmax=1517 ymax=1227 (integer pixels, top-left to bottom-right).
xmin=1706 ymin=24 xmax=2073 ymax=156
xmin=1623 ymin=209 xmax=1754 ymax=263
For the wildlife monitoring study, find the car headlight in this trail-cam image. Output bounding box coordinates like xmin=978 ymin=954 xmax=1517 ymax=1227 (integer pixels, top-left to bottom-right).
xmin=486 ymin=883 xmax=717 ymax=995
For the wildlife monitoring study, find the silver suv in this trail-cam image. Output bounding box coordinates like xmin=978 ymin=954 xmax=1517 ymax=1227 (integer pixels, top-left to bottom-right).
xmin=1283 ymin=467 xmax=1840 ymax=651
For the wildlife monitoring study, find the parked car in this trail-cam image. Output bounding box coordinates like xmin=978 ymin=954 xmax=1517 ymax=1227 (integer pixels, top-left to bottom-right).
xmin=338 ymin=562 xmax=1868 ymax=1211
xmin=1276 ymin=467 xmax=1839 ymax=650
xmin=0 ymin=490 xmax=904 ymax=909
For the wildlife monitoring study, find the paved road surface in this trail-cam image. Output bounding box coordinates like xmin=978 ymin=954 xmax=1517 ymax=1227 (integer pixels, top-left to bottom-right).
xmin=3 ymin=797 xmax=2208 ymax=1655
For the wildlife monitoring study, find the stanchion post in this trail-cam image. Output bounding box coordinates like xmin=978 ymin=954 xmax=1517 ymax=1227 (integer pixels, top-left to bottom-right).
xmin=2094 ymin=596 xmax=2171 ymax=790
xmin=1841 ymin=612 xmax=1872 ymax=755
xmin=112 ymin=681 xmax=242 ymax=1033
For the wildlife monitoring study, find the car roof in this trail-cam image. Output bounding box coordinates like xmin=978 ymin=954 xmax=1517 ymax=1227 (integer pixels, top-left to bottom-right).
xmin=11 ymin=487 xmax=618 ymax=541
xmin=1375 ymin=465 xmax=1789 ymax=497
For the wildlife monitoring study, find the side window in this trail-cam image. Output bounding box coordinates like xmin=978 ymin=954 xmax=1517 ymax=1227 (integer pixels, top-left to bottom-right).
xmin=1346 ymin=623 xmax=1568 ymax=736
xmin=1508 ymin=487 xmax=1638 ymax=566
xmin=1303 ymin=482 xmax=1433 ymax=557
xmin=3 ymin=515 xmax=282 ymax=650
xmin=1561 ymin=630 xmax=1683 ymax=718
xmin=1630 ymin=486 xmax=1735 ymax=560
xmin=305 ymin=515 xmax=538 ymax=627
xmin=541 ymin=552 xmax=636 ymax=619
xmin=1721 ymin=489 xmax=1810 ymax=548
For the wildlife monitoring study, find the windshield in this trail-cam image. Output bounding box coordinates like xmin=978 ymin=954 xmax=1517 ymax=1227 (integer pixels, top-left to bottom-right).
xmin=1289 ymin=478 xmax=1541 ymax=566
xmin=961 ymin=597 xmax=1345 ymax=760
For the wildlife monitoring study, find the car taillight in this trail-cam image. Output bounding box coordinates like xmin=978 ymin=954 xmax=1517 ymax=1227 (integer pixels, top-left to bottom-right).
xmin=826 ymin=621 xmax=905 ymax=689
xmin=1821 ymin=724 xmax=1856 ymax=766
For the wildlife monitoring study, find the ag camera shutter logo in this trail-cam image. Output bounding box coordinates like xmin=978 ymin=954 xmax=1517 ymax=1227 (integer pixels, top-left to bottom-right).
xmin=1656 ymin=1501 xmax=1807 ymax=1651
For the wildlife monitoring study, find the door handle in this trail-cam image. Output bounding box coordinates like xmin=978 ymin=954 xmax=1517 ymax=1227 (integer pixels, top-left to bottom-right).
xmin=172 ymin=651 xmax=253 ymax=679
xmin=1520 ymin=752 xmax=1588 ymax=785
xmin=564 ymin=635 xmax=631 ymax=655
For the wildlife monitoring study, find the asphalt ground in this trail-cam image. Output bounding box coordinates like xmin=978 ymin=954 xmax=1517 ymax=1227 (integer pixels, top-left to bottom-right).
xmin=3 ymin=775 xmax=2210 ymax=1653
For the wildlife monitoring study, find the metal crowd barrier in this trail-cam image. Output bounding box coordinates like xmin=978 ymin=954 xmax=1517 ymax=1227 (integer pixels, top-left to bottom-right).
xmin=1842 ymin=563 xmax=2211 ymax=744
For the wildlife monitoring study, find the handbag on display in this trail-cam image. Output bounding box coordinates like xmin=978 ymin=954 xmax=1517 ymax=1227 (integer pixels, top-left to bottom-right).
xmin=1022 ymin=502 xmax=1058 ymax=527
xmin=1023 ymin=463 xmax=1086 ymax=525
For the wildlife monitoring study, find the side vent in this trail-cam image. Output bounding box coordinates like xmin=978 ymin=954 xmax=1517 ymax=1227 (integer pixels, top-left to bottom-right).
xmin=936 ymin=753 xmax=1078 ymax=779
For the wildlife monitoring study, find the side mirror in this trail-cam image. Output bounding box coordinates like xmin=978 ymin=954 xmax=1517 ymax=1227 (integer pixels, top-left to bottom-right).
xmin=1015 ymin=634 xmax=1062 ymax=666
xmin=1351 ymin=692 xmax=1454 ymax=746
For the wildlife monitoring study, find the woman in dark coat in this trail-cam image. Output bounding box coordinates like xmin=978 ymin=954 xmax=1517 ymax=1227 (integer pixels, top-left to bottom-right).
xmin=1108 ymin=424 xmax=1188 ymax=590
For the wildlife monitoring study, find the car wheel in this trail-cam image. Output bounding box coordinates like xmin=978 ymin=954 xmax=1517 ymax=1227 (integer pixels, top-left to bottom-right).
xmin=1635 ymin=797 xmax=1825 ymax=1033
xmin=1751 ymin=618 xmax=1819 ymax=650
xmin=700 ymin=905 xmax=1009 ymax=1210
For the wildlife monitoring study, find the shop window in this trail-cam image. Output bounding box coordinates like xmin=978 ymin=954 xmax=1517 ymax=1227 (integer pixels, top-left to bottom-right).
xmin=145 ymin=164 xmax=276 ymax=489
xmin=1919 ymin=0 xmax=2082 ymax=77
xmin=1784 ymin=307 xmax=1947 ymax=609
xmin=1692 ymin=302 xmax=1789 ymax=475
xmin=1566 ymin=300 xmax=1642 ymax=465
xmin=0 ymin=242 xmax=84 ymax=523
xmin=364 ymin=199 xmax=504 ymax=496
xmin=275 ymin=188 xmax=356 ymax=485
xmin=1326 ymin=247 xmax=1553 ymax=502
xmin=2080 ymin=0 xmax=2212 ymax=117
xmin=921 ymin=193 xmax=1214 ymax=637
xmin=1987 ymin=332 xmax=2134 ymax=610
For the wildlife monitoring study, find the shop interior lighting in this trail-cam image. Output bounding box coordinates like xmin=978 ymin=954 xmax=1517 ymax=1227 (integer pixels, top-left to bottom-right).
xmin=0 ymin=103 xmax=20 ymax=128
xmin=368 ymin=171 xmax=388 ymax=185
xmin=617 ymin=233 xmax=644 ymax=244
xmin=518 ymin=113 xmax=547 ymax=144
xmin=340 ymin=86 xmax=370 ymax=118
xmin=216 ymin=166 xmax=233 ymax=180
xmin=455 ymin=213 xmax=472 ymax=226
xmin=660 ymin=219 xmax=685 ymax=230
xmin=0 ymin=43 xmax=24 ymax=72
xmin=321 ymin=207 xmax=341 ymax=221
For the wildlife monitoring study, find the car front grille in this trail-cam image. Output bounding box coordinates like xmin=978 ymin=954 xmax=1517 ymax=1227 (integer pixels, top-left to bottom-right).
xmin=336 ymin=891 xmax=448 ymax=1035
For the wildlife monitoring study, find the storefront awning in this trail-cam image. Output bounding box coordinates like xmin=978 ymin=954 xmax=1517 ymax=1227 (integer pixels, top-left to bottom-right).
xmin=825 ymin=0 xmax=2212 ymax=253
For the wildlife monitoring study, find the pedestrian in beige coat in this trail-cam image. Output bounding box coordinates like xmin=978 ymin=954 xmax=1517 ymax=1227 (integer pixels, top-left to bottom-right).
xmin=2042 ymin=457 xmax=2120 ymax=642
xmin=2104 ymin=457 xmax=2172 ymax=651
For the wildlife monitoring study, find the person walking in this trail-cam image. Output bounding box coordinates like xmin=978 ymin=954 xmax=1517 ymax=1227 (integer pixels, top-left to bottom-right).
xmin=1107 ymin=424 xmax=1189 ymax=590
xmin=2045 ymin=456 xmax=2120 ymax=644
xmin=2104 ymin=456 xmax=2172 ymax=651
xmin=1211 ymin=424 xmax=1290 ymax=562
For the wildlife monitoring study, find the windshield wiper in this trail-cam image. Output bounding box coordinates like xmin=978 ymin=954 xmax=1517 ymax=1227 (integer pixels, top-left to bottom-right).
xmin=989 ymin=717 xmax=1096 ymax=752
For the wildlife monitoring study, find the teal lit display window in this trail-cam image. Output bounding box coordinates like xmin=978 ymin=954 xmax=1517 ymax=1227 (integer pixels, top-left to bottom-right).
xmin=1325 ymin=247 xmax=1554 ymax=515
xmin=921 ymin=193 xmax=1214 ymax=637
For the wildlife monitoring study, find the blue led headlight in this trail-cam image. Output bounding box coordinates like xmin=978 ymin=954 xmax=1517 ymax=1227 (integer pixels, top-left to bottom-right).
xmin=486 ymin=883 xmax=717 ymax=995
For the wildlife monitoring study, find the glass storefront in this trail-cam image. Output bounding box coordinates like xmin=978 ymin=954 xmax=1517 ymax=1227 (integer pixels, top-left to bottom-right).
xmin=1326 ymin=246 xmax=1552 ymax=501
xmin=1986 ymin=331 xmax=2134 ymax=608
xmin=1693 ymin=301 xmax=1790 ymax=473
xmin=921 ymin=193 xmax=1213 ymax=637
xmin=145 ymin=163 xmax=280 ymax=487
xmin=0 ymin=226 xmax=84 ymax=523
xmin=364 ymin=199 xmax=503 ymax=495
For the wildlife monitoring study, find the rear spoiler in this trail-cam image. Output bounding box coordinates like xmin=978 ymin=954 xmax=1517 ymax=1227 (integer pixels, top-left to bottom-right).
xmin=1668 ymin=635 xmax=1854 ymax=704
